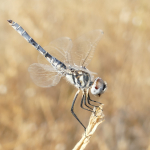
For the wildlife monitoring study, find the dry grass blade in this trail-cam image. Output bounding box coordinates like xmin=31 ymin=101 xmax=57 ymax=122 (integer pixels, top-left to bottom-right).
xmin=73 ymin=104 xmax=105 ymax=150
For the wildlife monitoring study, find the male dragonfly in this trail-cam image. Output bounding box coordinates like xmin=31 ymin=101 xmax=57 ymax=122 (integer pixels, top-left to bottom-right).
xmin=8 ymin=20 xmax=107 ymax=130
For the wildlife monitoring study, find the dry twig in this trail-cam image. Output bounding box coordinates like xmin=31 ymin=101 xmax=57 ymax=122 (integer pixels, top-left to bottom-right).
xmin=73 ymin=104 xmax=105 ymax=150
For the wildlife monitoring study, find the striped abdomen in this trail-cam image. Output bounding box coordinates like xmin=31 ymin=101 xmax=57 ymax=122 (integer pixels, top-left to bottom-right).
xmin=7 ymin=20 xmax=66 ymax=71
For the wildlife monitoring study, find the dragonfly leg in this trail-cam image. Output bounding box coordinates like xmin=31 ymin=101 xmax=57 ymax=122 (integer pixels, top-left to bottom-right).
xmin=87 ymin=93 xmax=101 ymax=107
xmin=71 ymin=90 xmax=86 ymax=131
xmin=80 ymin=94 xmax=93 ymax=112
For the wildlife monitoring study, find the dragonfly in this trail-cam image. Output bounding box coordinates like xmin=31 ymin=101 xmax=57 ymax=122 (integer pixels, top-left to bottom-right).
xmin=8 ymin=20 xmax=107 ymax=130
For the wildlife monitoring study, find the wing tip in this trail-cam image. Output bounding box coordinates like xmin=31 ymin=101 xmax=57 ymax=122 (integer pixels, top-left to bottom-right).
xmin=94 ymin=29 xmax=104 ymax=35
xmin=99 ymin=29 xmax=104 ymax=35
xmin=66 ymin=37 xmax=72 ymax=41
xmin=101 ymin=30 xmax=104 ymax=34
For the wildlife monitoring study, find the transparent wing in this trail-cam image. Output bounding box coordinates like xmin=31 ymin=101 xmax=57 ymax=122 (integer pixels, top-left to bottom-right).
xmin=28 ymin=63 xmax=62 ymax=88
xmin=70 ymin=30 xmax=104 ymax=67
xmin=37 ymin=54 xmax=51 ymax=65
xmin=38 ymin=37 xmax=72 ymax=66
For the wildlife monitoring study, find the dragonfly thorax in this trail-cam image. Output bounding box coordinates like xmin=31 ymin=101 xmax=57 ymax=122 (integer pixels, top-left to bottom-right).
xmin=66 ymin=69 xmax=91 ymax=89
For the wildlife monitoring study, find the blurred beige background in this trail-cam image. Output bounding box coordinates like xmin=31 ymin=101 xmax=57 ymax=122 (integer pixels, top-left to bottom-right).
xmin=0 ymin=0 xmax=150 ymax=150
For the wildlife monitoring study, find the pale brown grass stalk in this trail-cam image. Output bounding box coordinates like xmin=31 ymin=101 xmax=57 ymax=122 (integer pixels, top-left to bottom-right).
xmin=73 ymin=104 xmax=105 ymax=150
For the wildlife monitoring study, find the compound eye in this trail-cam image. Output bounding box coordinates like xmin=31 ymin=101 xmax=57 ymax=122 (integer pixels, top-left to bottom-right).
xmin=91 ymin=77 xmax=106 ymax=96
xmin=95 ymin=78 xmax=103 ymax=89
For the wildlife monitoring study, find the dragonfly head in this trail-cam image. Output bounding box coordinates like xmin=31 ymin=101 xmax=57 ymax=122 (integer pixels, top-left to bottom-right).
xmin=90 ymin=77 xmax=107 ymax=97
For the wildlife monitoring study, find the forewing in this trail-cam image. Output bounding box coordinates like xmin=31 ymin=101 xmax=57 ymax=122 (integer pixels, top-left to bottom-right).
xmin=28 ymin=63 xmax=62 ymax=88
xmin=70 ymin=30 xmax=104 ymax=67
xmin=38 ymin=37 xmax=72 ymax=66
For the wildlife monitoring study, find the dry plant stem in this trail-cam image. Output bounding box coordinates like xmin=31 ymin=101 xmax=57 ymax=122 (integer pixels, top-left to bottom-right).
xmin=73 ymin=104 xmax=105 ymax=150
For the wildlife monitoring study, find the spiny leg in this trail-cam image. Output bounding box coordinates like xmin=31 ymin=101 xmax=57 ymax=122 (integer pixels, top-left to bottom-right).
xmin=87 ymin=93 xmax=101 ymax=107
xmin=83 ymin=91 xmax=93 ymax=110
xmin=71 ymin=90 xmax=86 ymax=130
xmin=84 ymin=91 xmax=93 ymax=110
xmin=80 ymin=94 xmax=93 ymax=112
